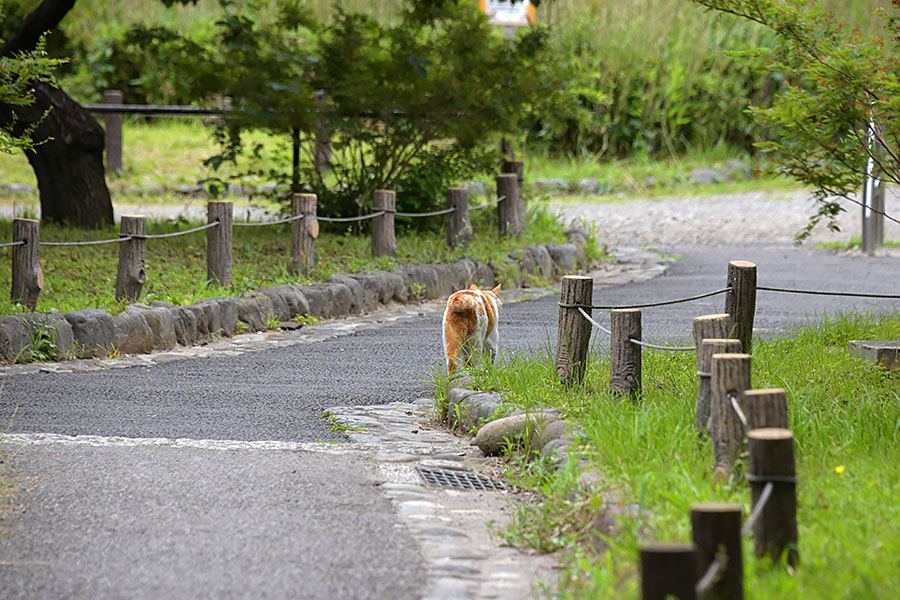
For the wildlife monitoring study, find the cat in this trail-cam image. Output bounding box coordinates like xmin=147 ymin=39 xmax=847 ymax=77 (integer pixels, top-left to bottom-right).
xmin=442 ymin=283 xmax=502 ymax=375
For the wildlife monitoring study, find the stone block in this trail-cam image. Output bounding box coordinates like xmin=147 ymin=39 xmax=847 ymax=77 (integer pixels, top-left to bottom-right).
xmin=327 ymin=274 xmax=364 ymax=314
xmin=546 ymin=243 xmax=580 ymax=275
xmin=65 ymin=308 xmax=116 ymax=358
xmin=19 ymin=312 xmax=75 ymax=359
xmin=472 ymin=263 xmax=495 ymax=289
xmin=127 ymin=305 xmax=176 ymax=351
xmin=525 ymin=245 xmax=553 ymax=280
xmin=298 ymin=285 xmax=330 ymax=318
xmin=849 ymin=340 xmax=900 ymax=371
xmin=0 ymin=316 xmax=32 ymax=363
xmin=236 ymin=294 xmax=274 ymax=332
xmin=198 ymin=297 xmax=239 ymax=337
xmin=112 ymin=310 xmax=154 ymax=355
xmin=472 ymin=413 xmax=559 ymax=456
xmin=446 ymin=388 xmax=502 ymax=433
xmin=449 ymin=259 xmax=477 ymax=290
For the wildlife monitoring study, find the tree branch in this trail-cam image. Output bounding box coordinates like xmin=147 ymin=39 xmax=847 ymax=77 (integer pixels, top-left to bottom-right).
xmin=0 ymin=0 xmax=78 ymax=58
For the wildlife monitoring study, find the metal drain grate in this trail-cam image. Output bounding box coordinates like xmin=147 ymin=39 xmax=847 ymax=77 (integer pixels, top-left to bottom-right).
xmin=417 ymin=467 xmax=506 ymax=491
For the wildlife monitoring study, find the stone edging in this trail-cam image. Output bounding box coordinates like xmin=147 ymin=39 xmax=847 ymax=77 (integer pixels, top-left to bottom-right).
xmin=0 ymin=224 xmax=591 ymax=364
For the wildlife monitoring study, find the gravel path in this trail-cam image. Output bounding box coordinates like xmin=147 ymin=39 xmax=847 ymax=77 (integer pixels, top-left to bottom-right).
xmin=551 ymin=188 xmax=900 ymax=248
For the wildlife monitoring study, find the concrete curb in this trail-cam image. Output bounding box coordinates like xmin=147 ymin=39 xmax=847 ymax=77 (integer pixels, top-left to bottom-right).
xmin=0 ymin=224 xmax=592 ymax=364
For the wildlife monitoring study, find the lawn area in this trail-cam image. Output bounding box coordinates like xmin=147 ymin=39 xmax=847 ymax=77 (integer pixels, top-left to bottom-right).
xmin=455 ymin=313 xmax=900 ymax=598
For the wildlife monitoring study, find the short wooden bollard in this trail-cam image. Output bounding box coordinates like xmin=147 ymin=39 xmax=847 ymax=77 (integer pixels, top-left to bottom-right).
xmin=372 ymin=189 xmax=396 ymax=257
xmin=697 ymin=338 xmax=741 ymax=436
xmin=743 ymin=389 xmax=789 ymax=431
xmin=502 ymin=159 xmax=526 ymax=227
xmin=290 ymin=193 xmax=317 ymax=276
xmin=207 ymin=200 xmax=233 ymax=288
xmin=640 ymin=542 xmax=699 ymax=600
xmin=691 ymin=503 xmax=744 ymax=600
xmin=724 ymin=261 xmax=757 ymax=354
xmin=556 ymin=275 xmax=593 ymax=386
xmin=11 ymin=218 xmax=43 ymax=309
xmin=496 ymin=173 xmax=521 ymax=238
xmin=710 ymin=353 xmax=752 ymax=481
xmin=611 ymin=309 xmax=642 ymax=399
xmin=692 ymin=314 xmax=735 ymax=434
xmin=748 ymin=428 xmax=799 ymax=567
xmin=446 ymin=187 xmax=472 ymax=249
xmin=103 ymin=89 xmax=124 ymax=174
xmin=115 ymin=215 xmax=147 ymax=302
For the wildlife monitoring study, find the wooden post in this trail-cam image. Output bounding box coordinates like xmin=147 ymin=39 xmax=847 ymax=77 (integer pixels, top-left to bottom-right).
xmin=710 ymin=353 xmax=752 ymax=481
xmin=693 ymin=315 xmax=735 ymax=435
xmin=502 ymin=159 xmax=525 ymax=186
xmin=207 ymin=201 xmax=233 ymax=288
xmin=446 ymin=187 xmax=472 ymax=249
xmin=115 ymin=215 xmax=147 ymax=303
xmin=743 ymin=389 xmax=789 ymax=431
xmin=372 ymin=189 xmax=396 ymax=257
xmin=611 ymin=309 xmax=642 ymax=399
xmin=103 ymin=90 xmax=124 ymax=174
xmin=11 ymin=218 xmax=43 ymax=309
xmin=556 ymin=275 xmax=593 ymax=386
xmin=496 ymin=173 xmax=520 ymax=238
xmin=640 ymin=543 xmax=699 ymax=600
xmin=502 ymin=159 xmax=525 ymax=227
xmin=697 ymin=338 xmax=741 ymax=436
xmin=290 ymin=193 xmax=318 ymax=276
xmin=747 ymin=428 xmax=799 ymax=568
xmin=691 ymin=503 xmax=744 ymax=600
xmin=724 ymin=261 xmax=756 ymax=354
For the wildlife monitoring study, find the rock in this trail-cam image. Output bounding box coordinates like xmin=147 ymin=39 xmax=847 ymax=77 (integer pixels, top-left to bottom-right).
xmin=236 ymin=294 xmax=274 ymax=332
xmin=112 ymin=311 xmax=154 ymax=355
xmin=472 ymin=263 xmax=496 ymax=288
xmin=256 ymin=285 xmax=308 ymax=321
xmin=541 ymin=438 xmax=571 ymax=463
xmin=0 ymin=316 xmax=32 ymax=363
xmin=462 ymin=181 xmax=489 ymax=198
xmin=327 ymin=274 xmax=365 ymax=313
xmin=126 ymin=305 xmax=176 ymax=351
xmin=227 ymin=183 xmax=251 ymax=197
xmin=525 ymin=245 xmax=553 ymax=280
xmin=1 ymin=182 xmax=37 ymax=195
xmin=449 ymin=259 xmax=477 ymax=291
xmin=472 ymin=413 xmax=560 ymax=456
xmin=447 ymin=388 xmax=503 ymax=433
xmin=499 ymin=257 xmax=522 ymax=288
xmin=181 ymin=304 xmax=211 ymax=343
xmin=430 ymin=264 xmax=457 ymax=298
xmin=143 ymin=182 xmax=165 ymax=196
xmin=565 ymin=222 xmax=589 ymax=247
xmin=352 ymin=271 xmax=400 ymax=308
xmin=533 ymin=178 xmax=569 ymax=192
xmin=689 ymin=168 xmax=726 ymax=185
xmin=546 ymin=243 xmax=580 ymax=274
xmin=257 ymin=182 xmax=289 ymax=197
xmin=576 ymin=177 xmax=601 ymax=195
xmin=174 ymin=184 xmax=205 ymax=196
xmin=643 ymin=176 xmax=657 ymax=188
xmin=577 ymin=467 xmax=606 ymax=491
xmin=401 ymin=265 xmax=440 ymax=300
xmin=538 ymin=419 xmax=571 ymax=448
xmin=65 ymin=309 xmax=116 ymax=358
xmin=18 ymin=313 xmax=75 ymax=360
xmin=508 ymin=249 xmax=538 ymax=280
xmin=723 ymin=159 xmax=753 ymax=181
xmin=323 ymin=281 xmax=355 ymax=317
xmin=196 ymin=297 xmax=239 ymax=337
xmin=297 ymin=285 xmax=330 ymax=318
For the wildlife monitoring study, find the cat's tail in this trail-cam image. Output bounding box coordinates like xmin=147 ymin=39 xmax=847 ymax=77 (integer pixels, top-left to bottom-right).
xmin=448 ymin=293 xmax=477 ymax=314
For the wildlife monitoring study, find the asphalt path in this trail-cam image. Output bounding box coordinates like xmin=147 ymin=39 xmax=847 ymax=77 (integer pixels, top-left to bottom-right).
xmin=1 ymin=243 xmax=898 ymax=599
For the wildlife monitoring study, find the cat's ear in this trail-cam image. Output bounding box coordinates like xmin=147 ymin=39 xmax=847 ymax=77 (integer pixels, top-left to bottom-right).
xmin=491 ymin=284 xmax=501 ymax=296
xmin=469 ymin=283 xmax=479 ymax=290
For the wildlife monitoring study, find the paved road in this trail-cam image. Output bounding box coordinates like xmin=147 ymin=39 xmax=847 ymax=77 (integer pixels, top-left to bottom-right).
xmin=1 ymin=243 xmax=898 ymax=599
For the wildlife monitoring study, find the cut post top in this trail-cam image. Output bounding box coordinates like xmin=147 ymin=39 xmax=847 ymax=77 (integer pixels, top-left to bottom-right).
xmin=729 ymin=260 xmax=756 ymax=268
xmin=711 ymin=352 xmax=751 ymax=361
xmin=612 ymin=308 xmax=641 ymax=315
xmin=694 ymin=313 xmax=731 ymax=322
xmin=690 ymin=502 xmax=742 ymax=513
xmin=747 ymin=427 xmax=792 ymax=441
xmin=641 ymin=542 xmax=697 ymax=554
xmin=563 ymin=275 xmax=593 ymax=281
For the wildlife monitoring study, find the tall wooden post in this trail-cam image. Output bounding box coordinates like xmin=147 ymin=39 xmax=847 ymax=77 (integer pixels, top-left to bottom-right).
xmin=724 ymin=261 xmax=756 ymax=354
xmin=610 ymin=309 xmax=642 ymax=399
xmin=502 ymin=159 xmax=525 ymax=228
xmin=697 ymin=338 xmax=741 ymax=436
xmin=743 ymin=389 xmax=789 ymax=431
xmin=115 ymin=215 xmax=147 ymax=302
xmin=372 ymin=189 xmax=396 ymax=257
xmin=103 ymin=90 xmax=124 ymax=174
xmin=748 ymin=428 xmax=799 ymax=567
xmin=446 ymin=187 xmax=472 ymax=249
xmin=11 ymin=218 xmax=43 ymax=309
xmin=710 ymin=353 xmax=752 ymax=482
xmin=640 ymin=543 xmax=699 ymax=600
xmin=693 ymin=314 xmax=735 ymax=435
xmin=207 ymin=201 xmax=233 ymax=288
xmin=691 ymin=503 xmax=744 ymax=600
xmin=556 ymin=275 xmax=593 ymax=386
xmin=496 ymin=173 xmax=520 ymax=238
xmin=290 ymin=193 xmax=318 ymax=276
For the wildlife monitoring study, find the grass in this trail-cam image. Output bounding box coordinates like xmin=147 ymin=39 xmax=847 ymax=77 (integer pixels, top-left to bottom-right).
xmin=0 ymin=204 xmax=593 ymax=316
xmin=450 ymin=312 xmax=900 ymax=598
xmin=818 ymin=236 xmax=900 ymax=251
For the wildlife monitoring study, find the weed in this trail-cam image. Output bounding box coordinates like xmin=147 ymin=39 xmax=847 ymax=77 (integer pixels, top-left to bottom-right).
xmin=235 ymin=320 xmax=249 ymax=334
xmin=322 ymin=412 xmax=368 ymax=433
xmin=265 ymin=313 xmax=281 ymax=331
xmin=293 ymin=314 xmax=319 ymax=326
xmin=409 ymin=282 xmax=426 ymax=302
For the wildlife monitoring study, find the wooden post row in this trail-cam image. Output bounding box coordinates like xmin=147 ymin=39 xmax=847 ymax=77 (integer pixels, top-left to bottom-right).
xmin=692 ymin=314 xmax=735 ymax=435
xmin=697 ymin=338 xmax=741 ymax=437
xmin=611 ymin=308 xmax=641 ymax=399
xmin=496 ymin=173 xmax=521 ymax=238
xmin=103 ymin=89 xmax=124 ymax=174
xmin=11 ymin=218 xmax=43 ymax=309
xmin=710 ymin=352 xmax=751 ymax=482
xmin=748 ymin=428 xmax=799 ymax=567
xmin=640 ymin=542 xmax=699 ymax=600
xmin=207 ymin=201 xmax=233 ymax=288
xmin=290 ymin=193 xmax=318 ymax=276
xmin=372 ymin=189 xmax=396 ymax=257
xmin=724 ymin=261 xmax=756 ymax=354
xmin=447 ymin=187 xmax=472 ymax=249
xmin=115 ymin=215 xmax=147 ymax=302
xmin=556 ymin=275 xmax=592 ymax=386
xmin=691 ymin=503 xmax=744 ymax=600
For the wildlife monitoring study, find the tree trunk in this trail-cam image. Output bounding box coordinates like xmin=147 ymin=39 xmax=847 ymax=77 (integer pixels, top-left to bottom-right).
xmin=0 ymin=0 xmax=113 ymax=229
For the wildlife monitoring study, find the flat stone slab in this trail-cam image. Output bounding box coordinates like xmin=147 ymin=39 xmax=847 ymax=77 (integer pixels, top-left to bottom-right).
xmin=849 ymin=340 xmax=900 ymax=371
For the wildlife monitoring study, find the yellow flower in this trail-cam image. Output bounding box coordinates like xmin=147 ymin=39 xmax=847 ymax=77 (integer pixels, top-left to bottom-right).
xmin=835 ymin=465 xmax=845 ymax=474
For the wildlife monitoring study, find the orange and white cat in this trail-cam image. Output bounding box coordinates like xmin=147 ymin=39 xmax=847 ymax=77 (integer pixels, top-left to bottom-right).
xmin=442 ymin=284 xmax=502 ymax=375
